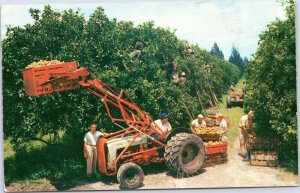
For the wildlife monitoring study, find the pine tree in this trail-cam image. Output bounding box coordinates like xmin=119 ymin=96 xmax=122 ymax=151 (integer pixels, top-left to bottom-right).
xmin=209 ymin=42 xmax=224 ymax=59
xmin=229 ymin=46 xmax=244 ymax=73
xmin=243 ymin=56 xmax=249 ymax=65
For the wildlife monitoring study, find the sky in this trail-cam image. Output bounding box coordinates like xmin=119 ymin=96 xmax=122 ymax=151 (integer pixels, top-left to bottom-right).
xmin=1 ymin=0 xmax=286 ymax=59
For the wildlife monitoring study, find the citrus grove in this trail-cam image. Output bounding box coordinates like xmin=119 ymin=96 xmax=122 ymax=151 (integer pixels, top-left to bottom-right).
xmin=3 ymin=0 xmax=297 ymax=187
xmin=3 ymin=5 xmax=239 ymax=184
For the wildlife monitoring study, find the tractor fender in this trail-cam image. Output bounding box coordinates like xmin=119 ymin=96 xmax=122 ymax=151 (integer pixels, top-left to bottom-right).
xmin=165 ymin=127 xmax=191 ymax=143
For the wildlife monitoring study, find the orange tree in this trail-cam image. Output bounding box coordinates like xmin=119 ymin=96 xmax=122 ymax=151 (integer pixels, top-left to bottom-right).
xmin=3 ymin=5 xmax=239 ymax=149
xmin=244 ymin=0 xmax=297 ymax=172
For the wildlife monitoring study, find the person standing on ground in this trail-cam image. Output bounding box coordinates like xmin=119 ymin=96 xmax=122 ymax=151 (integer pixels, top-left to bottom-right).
xmin=83 ymin=123 xmax=107 ymax=178
xmin=238 ymin=111 xmax=256 ymax=160
xmin=217 ymin=113 xmax=228 ymax=142
xmin=242 ymin=80 xmax=247 ymax=91
xmin=191 ymin=114 xmax=207 ymax=129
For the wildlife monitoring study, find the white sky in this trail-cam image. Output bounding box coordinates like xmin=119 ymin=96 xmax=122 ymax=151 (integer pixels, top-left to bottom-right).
xmin=1 ymin=0 xmax=286 ymax=59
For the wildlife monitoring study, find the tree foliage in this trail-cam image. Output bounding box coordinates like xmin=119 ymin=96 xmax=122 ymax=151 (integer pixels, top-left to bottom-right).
xmin=3 ymin=5 xmax=240 ymax=150
xmin=209 ymin=42 xmax=224 ymax=59
xmin=229 ymin=46 xmax=245 ymax=73
xmin=244 ymin=0 xmax=297 ymax=172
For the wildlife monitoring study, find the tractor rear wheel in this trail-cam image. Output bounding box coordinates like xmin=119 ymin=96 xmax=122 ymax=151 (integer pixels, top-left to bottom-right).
xmin=117 ymin=163 xmax=144 ymax=189
xmin=164 ymin=133 xmax=205 ymax=177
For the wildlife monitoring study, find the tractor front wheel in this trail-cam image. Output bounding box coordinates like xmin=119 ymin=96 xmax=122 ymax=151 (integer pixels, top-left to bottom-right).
xmin=117 ymin=163 xmax=144 ymax=189
xmin=164 ymin=133 xmax=205 ymax=177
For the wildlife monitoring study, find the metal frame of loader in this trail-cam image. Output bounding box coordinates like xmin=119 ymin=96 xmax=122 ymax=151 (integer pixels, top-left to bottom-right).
xmin=22 ymin=61 xmax=206 ymax=189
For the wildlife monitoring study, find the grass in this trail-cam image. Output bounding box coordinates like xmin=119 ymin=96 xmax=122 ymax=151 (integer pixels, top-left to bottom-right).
xmin=218 ymin=79 xmax=245 ymax=148
xmin=4 ymin=139 xmax=15 ymax=159
xmin=3 ymin=130 xmax=85 ymax=190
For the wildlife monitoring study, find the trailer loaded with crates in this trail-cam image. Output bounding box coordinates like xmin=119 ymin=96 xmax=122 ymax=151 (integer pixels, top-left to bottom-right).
xmin=190 ymin=109 xmax=230 ymax=168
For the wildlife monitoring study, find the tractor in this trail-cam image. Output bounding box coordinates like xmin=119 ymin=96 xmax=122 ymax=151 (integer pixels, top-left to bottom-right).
xmin=226 ymin=87 xmax=244 ymax=108
xmin=22 ymin=61 xmax=206 ymax=189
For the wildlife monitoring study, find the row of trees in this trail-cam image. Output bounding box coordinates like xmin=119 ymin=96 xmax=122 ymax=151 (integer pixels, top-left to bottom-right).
xmin=210 ymin=42 xmax=248 ymax=73
xmin=3 ymin=6 xmax=240 ymax=152
xmin=244 ymin=0 xmax=297 ymax=172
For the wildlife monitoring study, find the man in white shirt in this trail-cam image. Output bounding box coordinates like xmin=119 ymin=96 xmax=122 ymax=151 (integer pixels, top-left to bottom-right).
xmin=83 ymin=123 xmax=105 ymax=177
xmin=217 ymin=113 xmax=228 ymax=142
xmin=191 ymin=114 xmax=207 ymax=129
xmin=154 ymin=112 xmax=172 ymax=134
xmin=239 ymin=111 xmax=256 ymax=160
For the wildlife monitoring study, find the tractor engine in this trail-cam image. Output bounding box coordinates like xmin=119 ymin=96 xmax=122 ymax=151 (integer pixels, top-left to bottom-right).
xmin=99 ymin=135 xmax=161 ymax=172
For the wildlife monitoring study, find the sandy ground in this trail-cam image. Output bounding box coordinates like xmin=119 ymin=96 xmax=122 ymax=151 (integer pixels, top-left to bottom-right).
xmin=6 ymin=138 xmax=298 ymax=192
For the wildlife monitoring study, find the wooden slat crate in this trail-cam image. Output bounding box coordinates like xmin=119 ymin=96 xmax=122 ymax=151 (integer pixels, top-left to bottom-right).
xmin=247 ymin=137 xmax=279 ymax=151
xmin=205 ymin=142 xmax=227 ymax=155
xmin=203 ymin=152 xmax=228 ymax=168
xmin=22 ymin=61 xmax=79 ymax=96
xmin=250 ymin=150 xmax=278 ymax=167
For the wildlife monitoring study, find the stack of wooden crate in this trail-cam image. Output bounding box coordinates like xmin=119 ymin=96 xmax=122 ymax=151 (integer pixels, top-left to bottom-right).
xmin=203 ymin=142 xmax=228 ymax=168
xmin=247 ymin=137 xmax=279 ymax=167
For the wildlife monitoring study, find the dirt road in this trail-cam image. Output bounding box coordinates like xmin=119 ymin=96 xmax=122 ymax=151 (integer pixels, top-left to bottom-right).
xmin=7 ymin=136 xmax=297 ymax=192
xmin=69 ymin=138 xmax=298 ymax=191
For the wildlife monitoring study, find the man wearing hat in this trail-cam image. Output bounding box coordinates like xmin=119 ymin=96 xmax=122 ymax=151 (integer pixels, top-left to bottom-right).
xmin=83 ymin=123 xmax=108 ymax=178
xmin=191 ymin=114 xmax=207 ymax=129
xmin=216 ymin=113 xmax=228 ymax=142
xmin=238 ymin=110 xmax=256 ymax=160
xmin=154 ymin=112 xmax=173 ymax=134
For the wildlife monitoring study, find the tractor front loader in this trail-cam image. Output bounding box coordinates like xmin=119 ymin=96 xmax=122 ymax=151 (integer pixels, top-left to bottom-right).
xmin=22 ymin=61 xmax=206 ymax=189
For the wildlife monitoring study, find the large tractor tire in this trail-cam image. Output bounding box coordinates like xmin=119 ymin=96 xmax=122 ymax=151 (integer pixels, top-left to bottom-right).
xmin=117 ymin=163 xmax=144 ymax=189
xmin=226 ymin=96 xmax=231 ymax=108
xmin=164 ymin=133 xmax=205 ymax=177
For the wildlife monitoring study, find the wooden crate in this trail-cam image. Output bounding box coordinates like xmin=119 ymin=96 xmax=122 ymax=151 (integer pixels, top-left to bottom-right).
xmin=247 ymin=137 xmax=279 ymax=151
xmin=198 ymin=134 xmax=220 ymax=142
xmin=205 ymin=142 xmax=228 ymax=155
xmin=250 ymin=160 xmax=277 ymax=167
xmin=250 ymin=150 xmax=278 ymax=167
xmin=203 ymin=152 xmax=228 ymax=168
xmin=22 ymin=61 xmax=79 ymax=96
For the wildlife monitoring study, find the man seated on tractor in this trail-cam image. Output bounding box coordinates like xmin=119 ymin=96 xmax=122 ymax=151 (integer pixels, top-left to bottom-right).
xmin=216 ymin=113 xmax=228 ymax=142
xmin=150 ymin=113 xmax=173 ymax=145
xmin=190 ymin=114 xmax=207 ymax=129
xmin=154 ymin=112 xmax=173 ymax=134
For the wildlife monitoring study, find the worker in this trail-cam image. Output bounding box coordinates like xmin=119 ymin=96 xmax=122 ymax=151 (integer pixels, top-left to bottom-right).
xmin=191 ymin=114 xmax=207 ymax=129
xmin=179 ymin=72 xmax=186 ymax=83
xmin=203 ymin=64 xmax=211 ymax=77
xmin=154 ymin=112 xmax=173 ymax=134
xmin=242 ymin=80 xmax=247 ymax=91
xmin=83 ymin=123 xmax=106 ymax=178
xmin=172 ymin=60 xmax=177 ymax=73
xmin=230 ymin=83 xmax=235 ymax=92
xmin=172 ymin=71 xmax=186 ymax=84
xmin=187 ymin=45 xmax=195 ymax=55
xmin=238 ymin=110 xmax=256 ymax=160
xmin=128 ymin=41 xmax=143 ymax=58
xmin=216 ymin=113 xmax=228 ymax=142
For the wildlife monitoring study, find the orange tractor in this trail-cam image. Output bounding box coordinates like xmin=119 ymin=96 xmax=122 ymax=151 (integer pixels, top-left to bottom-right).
xmin=22 ymin=61 xmax=206 ymax=189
